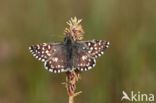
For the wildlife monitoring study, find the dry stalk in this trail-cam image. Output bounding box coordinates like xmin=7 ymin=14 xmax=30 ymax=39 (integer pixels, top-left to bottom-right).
xmin=64 ymin=17 xmax=84 ymax=103
xmin=66 ymin=71 xmax=82 ymax=103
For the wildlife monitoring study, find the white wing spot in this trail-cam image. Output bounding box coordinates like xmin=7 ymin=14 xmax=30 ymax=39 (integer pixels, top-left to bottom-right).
xmin=37 ymin=45 xmax=40 ymax=49
xmin=42 ymin=47 xmax=45 ymax=50
xmin=54 ymin=70 xmax=57 ymax=73
xmin=29 ymin=47 xmax=31 ymax=50
xmin=88 ymin=66 xmax=92 ymax=70
xmin=45 ymin=50 xmax=49 ymax=53
xmin=93 ymin=59 xmax=96 ymax=63
xmin=99 ymin=42 xmax=101 ymax=45
xmin=107 ymin=42 xmax=110 ymax=45
xmin=90 ymin=47 xmax=93 ymax=50
xmin=45 ymin=66 xmax=48 ymax=70
xmin=88 ymin=59 xmax=91 ymax=62
xmin=48 ymin=45 xmax=51 ymax=49
xmin=87 ymin=63 xmax=90 ymax=66
xmin=43 ymin=43 xmax=47 ymax=46
xmin=82 ymin=55 xmax=87 ymax=60
xmin=61 ymin=69 xmax=64 ymax=72
xmin=53 ymin=57 xmax=58 ymax=62
xmin=58 ymin=65 xmax=60 ymax=68
xmin=49 ymin=69 xmax=53 ymax=72
xmin=58 ymin=70 xmax=61 ymax=73
xmin=98 ymin=54 xmax=102 ymax=56
xmin=88 ymin=51 xmax=91 ymax=53
xmin=47 ymin=53 xmax=51 ymax=56
xmin=49 ymin=61 xmax=52 ymax=63
xmin=93 ymin=64 xmax=96 ymax=67
xmin=41 ymin=59 xmax=45 ymax=62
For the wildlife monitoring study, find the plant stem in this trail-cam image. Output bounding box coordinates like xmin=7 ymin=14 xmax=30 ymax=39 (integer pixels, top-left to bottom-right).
xmin=69 ymin=95 xmax=74 ymax=103
xmin=66 ymin=71 xmax=81 ymax=103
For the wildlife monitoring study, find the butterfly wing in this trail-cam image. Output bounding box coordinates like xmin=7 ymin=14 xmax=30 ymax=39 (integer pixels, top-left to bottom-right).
xmin=29 ymin=42 xmax=68 ymax=73
xmin=76 ymin=40 xmax=109 ymax=58
xmin=72 ymin=40 xmax=109 ymax=71
xmin=72 ymin=44 xmax=96 ymax=71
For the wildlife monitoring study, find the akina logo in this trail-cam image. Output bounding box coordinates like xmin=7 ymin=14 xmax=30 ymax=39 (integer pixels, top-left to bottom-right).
xmin=121 ymin=91 xmax=154 ymax=102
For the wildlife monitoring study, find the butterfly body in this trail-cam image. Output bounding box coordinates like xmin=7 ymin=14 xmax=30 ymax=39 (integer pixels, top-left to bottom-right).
xmin=29 ymin=34 xmax=109 ymax=73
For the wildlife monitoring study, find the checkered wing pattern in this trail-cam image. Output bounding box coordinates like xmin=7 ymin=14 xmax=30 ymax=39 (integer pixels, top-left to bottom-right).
xmin=73 ymin=40 xmax=109 ymax=71
xmin=29 ymin=42 xmax=68 ymax=73
xmin=77 ymin=40 xmax=109 ymax=58
xmin=72 ymin=45 xmax=96 ymax=71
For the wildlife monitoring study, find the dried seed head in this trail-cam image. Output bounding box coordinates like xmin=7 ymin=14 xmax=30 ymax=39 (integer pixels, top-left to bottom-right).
xmin=64 ymin=17 xmax=84 ymax=41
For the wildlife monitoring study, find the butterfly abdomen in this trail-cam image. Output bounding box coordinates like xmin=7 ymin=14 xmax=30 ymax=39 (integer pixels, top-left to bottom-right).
xmin=65 ymin=43 xmax=73 ymax=69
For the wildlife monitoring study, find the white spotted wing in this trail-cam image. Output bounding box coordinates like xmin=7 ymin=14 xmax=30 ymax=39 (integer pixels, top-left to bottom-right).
xmin=29 ymin=42 xmax=68 ymax=73
xmin=72 ymin=46 xmax=96 ymax=71
xmin=73 ymin=40 xmax=109 ymax=71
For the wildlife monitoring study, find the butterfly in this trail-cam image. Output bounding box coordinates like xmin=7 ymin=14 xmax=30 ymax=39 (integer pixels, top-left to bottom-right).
xmin=29 ymin=34 xmax=109 ymax=73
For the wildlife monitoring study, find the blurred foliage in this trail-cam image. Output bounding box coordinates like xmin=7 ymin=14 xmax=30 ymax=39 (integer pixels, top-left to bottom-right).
xmin=0 ymin=0 xmax=156 ymax=103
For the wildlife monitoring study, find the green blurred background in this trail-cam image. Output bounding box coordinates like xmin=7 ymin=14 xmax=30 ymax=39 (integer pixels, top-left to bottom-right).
xmin=0 ymin=0 xmax=156 ymax=103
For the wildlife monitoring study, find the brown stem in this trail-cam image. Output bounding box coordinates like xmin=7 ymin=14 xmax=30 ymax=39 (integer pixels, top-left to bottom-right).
xmin=66 ymin=71 xmax=81 ymax=103
xmin=69 ymin=95 xmax=74 ymax=103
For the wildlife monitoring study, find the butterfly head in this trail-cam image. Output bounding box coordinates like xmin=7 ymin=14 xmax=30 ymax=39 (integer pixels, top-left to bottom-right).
xmin=64 ymin=34 xmax=74 ymax=44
